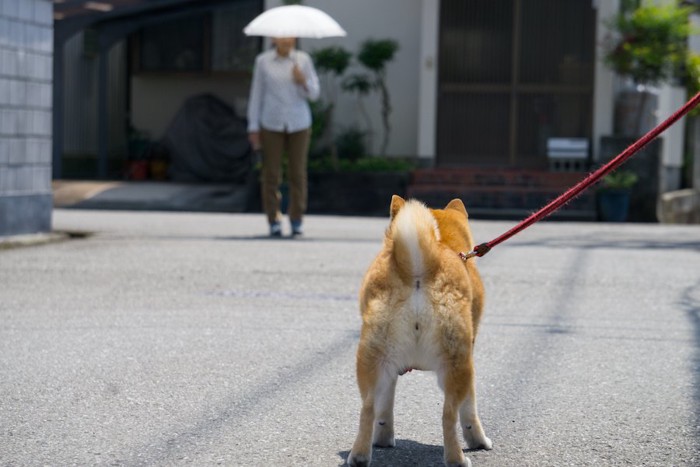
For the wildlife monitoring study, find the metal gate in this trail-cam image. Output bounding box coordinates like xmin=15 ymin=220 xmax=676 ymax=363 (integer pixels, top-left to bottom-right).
xmin=437 ymin=0 xmax=596 ymax=168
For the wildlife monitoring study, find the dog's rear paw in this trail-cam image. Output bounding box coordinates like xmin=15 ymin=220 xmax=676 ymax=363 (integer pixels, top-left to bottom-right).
xmin=471 ymin=436 xmax=493 ymax=451
xmin=446 ymin=458 xmax=472 ymax=467
xmin=463 ymin=425 xmax=493 ymax=451
xmin=347 ymin=452 xmax=370 ymax=467
xmin=372 ymin=430 xmax=395 ymax=448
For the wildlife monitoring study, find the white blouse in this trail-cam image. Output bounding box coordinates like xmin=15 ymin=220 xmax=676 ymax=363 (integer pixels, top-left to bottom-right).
xmin=246 ymin=48 xmax=320 ymax=133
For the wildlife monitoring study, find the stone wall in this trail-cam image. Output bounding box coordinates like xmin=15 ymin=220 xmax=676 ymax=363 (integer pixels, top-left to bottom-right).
xmin=658 ymin=189 xmax=700 ymax=224
xmin=0 ymin=0 xmax=53 ymax=236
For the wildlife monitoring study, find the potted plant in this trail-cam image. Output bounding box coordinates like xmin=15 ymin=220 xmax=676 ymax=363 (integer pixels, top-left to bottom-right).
xmin=601 ymin=1 xmax=697 ymax=221
xmin=598 ymin=170 xmax=639 ymax=222
xmin=310 ymin=37 xmax=399 ymax=160
xmin=310 ymin=46 xmax=352 ymax=168
xmin=603 ymin=1 xmax=695 ymax=136
xmin=342 ymin=73 xmax=375 ymax=153
xmin=355 ymin=39 xmax=399 ymax=156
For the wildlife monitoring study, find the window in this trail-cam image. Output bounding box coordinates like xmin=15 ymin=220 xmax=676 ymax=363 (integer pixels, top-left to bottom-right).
xmin=140 ymin=15 xmax=206 ymax=72
xmin=134 ymin=1 xmax=262 ymax=74
xmin=211 ymin=2 xmax=262 ymax=72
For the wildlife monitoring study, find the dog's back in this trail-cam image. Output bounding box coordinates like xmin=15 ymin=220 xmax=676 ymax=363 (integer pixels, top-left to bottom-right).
xmin=358 ymin=197 xmax=479 ymax=376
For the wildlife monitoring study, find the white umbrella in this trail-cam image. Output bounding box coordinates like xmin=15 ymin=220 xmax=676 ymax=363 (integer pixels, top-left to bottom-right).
xmin=243 ymin=5 xmax=347 ymax=39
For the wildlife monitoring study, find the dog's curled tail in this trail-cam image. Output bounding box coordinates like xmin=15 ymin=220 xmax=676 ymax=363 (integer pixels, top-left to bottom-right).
xmin=388 ymin=196 xmax=441 ymax=282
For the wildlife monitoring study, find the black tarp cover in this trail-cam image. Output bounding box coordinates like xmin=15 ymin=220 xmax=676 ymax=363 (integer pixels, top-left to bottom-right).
xmin=163 ymin=93 xmax=252 ymax=183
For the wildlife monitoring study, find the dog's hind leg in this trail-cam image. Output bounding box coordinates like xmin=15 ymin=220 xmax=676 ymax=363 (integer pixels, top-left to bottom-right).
xmin=458 ymin=363 xmax=492 ymax=451
xmin=372 ymin=370 xmax=397 ymax=448
xmin=349 ymin=348 xmax=388 ymax=467
xmin=441 ymin=367 xmax=471 ymax=467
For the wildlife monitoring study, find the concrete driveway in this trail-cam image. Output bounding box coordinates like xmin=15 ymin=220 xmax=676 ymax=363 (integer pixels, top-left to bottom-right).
xmin=1 ymin=209 xmax=699 ymax=466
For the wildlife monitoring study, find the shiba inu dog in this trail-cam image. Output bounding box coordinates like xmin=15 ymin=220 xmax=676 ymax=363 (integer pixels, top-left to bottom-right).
xmin=347 ymin=196 xmax=492 ymax=467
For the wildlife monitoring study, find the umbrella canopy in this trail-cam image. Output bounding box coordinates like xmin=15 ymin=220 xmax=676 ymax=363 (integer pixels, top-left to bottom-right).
xmin=243 ymin=5 xmax=347 ymax=39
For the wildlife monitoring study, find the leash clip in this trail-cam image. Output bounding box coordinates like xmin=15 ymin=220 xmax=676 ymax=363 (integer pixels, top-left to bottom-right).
xmin=459 ymin=243 xmax=491 ymax=261
xmin=459 ymin=250 xmax=477 ymax=261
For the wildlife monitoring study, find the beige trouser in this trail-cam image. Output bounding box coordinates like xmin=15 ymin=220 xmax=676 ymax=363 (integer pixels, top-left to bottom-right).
xmin=260 ymin=127 xmax=311 ymax=225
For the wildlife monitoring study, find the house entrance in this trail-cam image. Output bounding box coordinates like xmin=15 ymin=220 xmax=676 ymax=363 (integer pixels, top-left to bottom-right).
xmin=436 ymin=0 xmax=597 ymax=168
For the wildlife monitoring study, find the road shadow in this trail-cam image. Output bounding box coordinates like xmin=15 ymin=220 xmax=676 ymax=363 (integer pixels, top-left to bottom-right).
xmin=338 ymin=438 xmax=481 ymax=466
xmin=118 ymin=330 xmax=360 ymax=465
xmin=215 ymin=235 xmax=377 ymax=244
xmin=147 ymin=234 xmax=379 ymax=244
xmin=680 ymin=280 xmax=700 ymax=455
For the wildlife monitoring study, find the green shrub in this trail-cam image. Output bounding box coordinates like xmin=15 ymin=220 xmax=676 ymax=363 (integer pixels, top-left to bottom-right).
xmin=335 ymin=127 xmax=367 ymax=162
xmin=604 ymin=1 xmax=696 ymax=86
xmin=601 ymin=170 xmax=639 ymax=190
xmin=308 ymin=155 xmax=414 ymax=173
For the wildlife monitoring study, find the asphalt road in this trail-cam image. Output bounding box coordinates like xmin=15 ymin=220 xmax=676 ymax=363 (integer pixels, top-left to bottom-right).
xmin=1 ymin=209 xmax=699 ymax=466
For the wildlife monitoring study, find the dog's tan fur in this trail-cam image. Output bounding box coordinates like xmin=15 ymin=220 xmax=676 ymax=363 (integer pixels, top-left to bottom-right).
xmin=348 ymin=196 xmax=492 ymax=467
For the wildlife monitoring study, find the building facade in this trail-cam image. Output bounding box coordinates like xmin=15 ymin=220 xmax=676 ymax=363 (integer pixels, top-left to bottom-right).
xmin=294 ymin=0 xmax=618 ymax=165
xmin=54 ymin=0 xmax=624 ymax=178
xmin=51 ymin=0 xmax=689 ymax=209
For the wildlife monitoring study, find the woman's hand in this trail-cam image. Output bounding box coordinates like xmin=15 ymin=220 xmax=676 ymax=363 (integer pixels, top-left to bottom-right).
xmin=292 ymin=65 xmax=306 ymax=86
xmin=248 ymin=132 xmax=261 ymax=150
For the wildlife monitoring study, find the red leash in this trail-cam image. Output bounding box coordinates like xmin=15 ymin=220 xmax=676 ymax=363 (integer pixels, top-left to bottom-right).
xmin=460 ymin=91 xmax=700 ymax=261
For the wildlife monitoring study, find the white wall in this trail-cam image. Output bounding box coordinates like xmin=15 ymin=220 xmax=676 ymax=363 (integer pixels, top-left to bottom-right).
xmin=417 ymin=0 xmax=439 ymax=159
xmin=592 ymin=0 xmax=618 ymax=161
xmin=267 ymin=0 xmax=423 ymax=158
xmin=657 ymin=85 xmax=686 ymax=192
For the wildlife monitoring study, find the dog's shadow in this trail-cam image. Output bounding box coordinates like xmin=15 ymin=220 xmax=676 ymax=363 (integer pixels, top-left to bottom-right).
xmin=338 ymin=439 xmax=450 ymax=466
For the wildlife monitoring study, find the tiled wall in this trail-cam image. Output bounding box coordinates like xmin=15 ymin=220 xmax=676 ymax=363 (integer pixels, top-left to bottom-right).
xmin=0 ymin=0 xmax=53 ymax=236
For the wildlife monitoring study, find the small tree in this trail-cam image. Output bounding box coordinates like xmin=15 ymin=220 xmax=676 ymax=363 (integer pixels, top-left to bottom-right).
xmin=311 ymin=46 xmax=352 ymax=168
xmin=356 ymin=39 xmax=399 ymax=156
xmin=604 ymin=1 xmax=697 ymax=133
xmin=683 ymin=45 xmax=700 ymax=116
xmin=342 ymin=73 xmax=374 ymax=152
xmin=312 ymin=46 xmax=352 ymax=105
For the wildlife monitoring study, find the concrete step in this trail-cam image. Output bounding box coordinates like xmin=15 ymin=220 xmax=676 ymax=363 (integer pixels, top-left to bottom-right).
xmin=411 ymin=167 xmax=591 ymax=188
xmin=407 ymin=168 xmax=597 ymax=220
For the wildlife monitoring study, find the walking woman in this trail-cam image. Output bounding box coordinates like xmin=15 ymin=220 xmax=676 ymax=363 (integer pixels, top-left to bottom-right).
xmin=247 ymin=37 xmax=320 ymax=237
